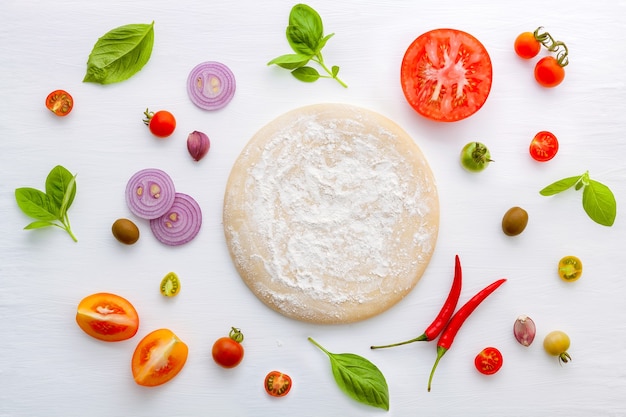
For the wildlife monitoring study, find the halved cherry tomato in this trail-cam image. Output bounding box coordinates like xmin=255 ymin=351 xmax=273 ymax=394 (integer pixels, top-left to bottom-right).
xmin=558 ymin=255 xmax=583 ymax=282
xmin=131 ymin=328 xmax=189 ymax=387
xmin=160 ymin=272 xmax=181 ymax=297
xmin=401 ymin=28 xmax=493 ymax=122
xmin=45 ymin=89 xmax=73 ymax=116
xmin=529 ymin=131 xmax=559 ymax=162
xmin=143 ymin=108 xmax=176 ymax=138
xmin=534 ymin=56 xmax=565 ymax=88
xmin=76 ymin=292 xmax=139 ymax=342
xmin=264 ymin=371 xmax=292 ymax=397
xmin=474 ymin=347 xmax=503 ymax=375
xmin=212 ymin=327 xmax=245 ymax=368
xmin=514 ymin=32 xmax=541 ymax=59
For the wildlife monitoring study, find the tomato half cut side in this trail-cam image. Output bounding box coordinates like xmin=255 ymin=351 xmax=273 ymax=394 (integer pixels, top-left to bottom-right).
xmin=131 ymin=328 xmax=189 ymax=387
xmin=529 ymin=131 xmax=559 ymax=162
xmin=46 ymin=89 xmax=73 ymax=116
xmin=558 ymin=255 xmax=583 ymax=282
xmin=264 ymin=371 xmax=292 ymax=397
xmin=401 ymin=28 xmax=493 ymax=122
xmin=75 ymin=292 xmax=139 ymax=342
xmin=474 ymin=347 xmax=503 ymax=375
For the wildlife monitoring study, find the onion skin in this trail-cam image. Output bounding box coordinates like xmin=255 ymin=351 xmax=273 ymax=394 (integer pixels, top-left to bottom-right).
xmin=513 ymin=315 xmax=536 ymax=347
xmin=187 ymin=131 xmax=210 ymax=161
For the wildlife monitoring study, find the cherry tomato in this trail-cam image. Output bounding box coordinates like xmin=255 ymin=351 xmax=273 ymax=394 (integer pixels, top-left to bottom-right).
xmin=474 ymin=347 xmax=503 ymax=375
xmin=45 ymin=89 xmax=73 ymax=116
xmin=558 ymin=255 xmax=583 ymax=282
xmin=401 ymin=28 xmax=493 ymax=122
xmin=143 ymin=108 xmax=176 ymax=137
xmin=534 ymin=56 xmax=565 ymax=88
xmin=514 ymin=32 xmax=541 ymax=59
xmin=160 ymin=272 xmax=181 ymax=297
xmin=131 ymin=328 xmax=189 ymax=387
xmin=529 ymin=131 xmax=559 ymax=162
xmin=543 ymin=330 xmax=571 ymax=364
xmin=460 ymin=141 xmax=492 ymax=172
xmin=212 ymin=327 xmax=245 ymax=368
xmin=75 ymin=293 xmax=139 ymax=342
xmin=264 ymin=371 xmax=292 ymax=397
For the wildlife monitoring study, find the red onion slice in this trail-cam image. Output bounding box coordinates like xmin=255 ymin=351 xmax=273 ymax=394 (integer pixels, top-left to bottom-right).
xmin=125 ymin=168 xmax=176 ymax=220
xmin=150 ymin=193 xmax=202 ymax=246
xmin=187 ymin=61 xmax=236 ymax=111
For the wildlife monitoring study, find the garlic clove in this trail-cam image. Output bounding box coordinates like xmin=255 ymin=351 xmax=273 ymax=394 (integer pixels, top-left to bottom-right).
xmin=513 ymin=315 xmax=536 ymax=347
xmin=187 ymin=130 xmax=210 ymax=161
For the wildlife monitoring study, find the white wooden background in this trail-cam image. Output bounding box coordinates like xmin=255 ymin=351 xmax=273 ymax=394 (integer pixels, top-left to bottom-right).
xmin=1 ymin=0 xmax=625 ymax=416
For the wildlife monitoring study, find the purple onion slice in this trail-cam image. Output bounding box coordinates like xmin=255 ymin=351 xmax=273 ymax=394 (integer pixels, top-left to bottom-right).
xmin=150 ymin=193 xmax=202 ymax=246
xmin=125 ymin=168 xmax=176 ymax=220
xmin=187 ymin=61 xmax=236 ymax=111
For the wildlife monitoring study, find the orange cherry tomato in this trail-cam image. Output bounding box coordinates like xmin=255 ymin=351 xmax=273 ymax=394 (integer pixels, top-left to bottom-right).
xmin=514 ymin=32 xmax=541 ymax=59
xmin=474 ymin=347 xmax=503 ymax=375
xmin=143 ymin=109 xmax=176 ymax=138
xmin=264 ymin=371 xmax=292 ymax=397
xmin=45 ymin=89 xmax=73 ymax=116
xmin=75 ymin=293 xmax=139 ymax=342
xmin=534 ymin=56 xmax=565 ymax=88
xmin=529 ymin=131 xmax=559 ymax=162
xmin=558 ymin=255 xmax=583 ymax=282
xmin=131 ymin=328 xmax=189 ymax=387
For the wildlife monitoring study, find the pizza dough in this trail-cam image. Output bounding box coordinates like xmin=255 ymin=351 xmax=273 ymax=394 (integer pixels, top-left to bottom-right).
xmin=223 ymin=103 xmax=439 ymax=324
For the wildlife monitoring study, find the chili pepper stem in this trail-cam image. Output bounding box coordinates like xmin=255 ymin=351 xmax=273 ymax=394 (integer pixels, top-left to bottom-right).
xmin=427 ymin=346 xmax=448 ymax=392
xmin=370 ymin=333 xmax=428 ymax=349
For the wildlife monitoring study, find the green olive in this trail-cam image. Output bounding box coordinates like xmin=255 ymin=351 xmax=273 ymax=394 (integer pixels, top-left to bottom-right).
xmin=112 ymin=218 xmax=140 ymax=244
xmin=501 ymin=206 xmax=528 ymax=236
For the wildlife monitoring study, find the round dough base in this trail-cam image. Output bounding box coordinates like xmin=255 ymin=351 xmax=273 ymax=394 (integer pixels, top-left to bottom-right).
xmin=223 ymin=103 xmax=439 ymax=324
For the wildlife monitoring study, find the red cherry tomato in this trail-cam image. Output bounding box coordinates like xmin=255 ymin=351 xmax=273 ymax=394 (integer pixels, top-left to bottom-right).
xmin=75 ymin=293 xmax=139 ymax=342
xmin=212 ymin=327 xmax=245 ymax=368
xmin=264 ymin=371 xmax=292 ymax=397
xmin=131 ymin=328 xmax=189 ymax=387
xmin=45 ymin=89 xmax=73 ymax=116
xmin=514 ymin=32 xmax=541 ymax=59
xmin=529 ymin=131 xmax=559 ymax=162
xmin=534 ymin=56 xmax=565 ymax=88
xmin=474 ymin=347 xmax=503 ymax=375
xmin=401 ymin=28 xmax=493 ymax=122
xmin=143 ymin=108 xmax=176 ymax=137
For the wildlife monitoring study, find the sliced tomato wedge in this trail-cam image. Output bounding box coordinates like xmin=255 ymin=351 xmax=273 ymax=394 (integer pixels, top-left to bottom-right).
xmin=75 ymin=293 xmax=139 ymax=342
xmin=131 ymin=328 xmax=189 ymax=387
xmin=401 ymin=28 xmax=493 ymax=122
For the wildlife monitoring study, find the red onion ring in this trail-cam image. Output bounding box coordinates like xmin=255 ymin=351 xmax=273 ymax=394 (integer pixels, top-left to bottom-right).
xmin=187 ymin=61 xmax=236 ymax=111
xmin=125 ymin=168 xmax=176 ymax=220
xmin=150 ymin=193 xmax=202 ymax=246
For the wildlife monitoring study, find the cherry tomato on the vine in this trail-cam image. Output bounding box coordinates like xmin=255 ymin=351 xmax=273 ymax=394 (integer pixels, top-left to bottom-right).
xmin=45 ymin=89 xmax=74 ymax=116
xmin=212 ymin=327 xmax=245 ymax=368
xmin=514 ymin=32 xmax=541 ymax=59
xmin=264 ymin=371 xmax=292 ymax=397
xmin=474 ymin=347 xmax=503 ymax=375
xmin=534 ymin=56 xmax=565 ymax=88
xmin=529 ymin=131 xmax=559 ymax=162
xmin=75 ymin=292 xmax=139 ymax=342
xmin=143 ymin=108 xmax=176 ymax=137
xmin=131 ymin=328 xmax=189 ymax=386
xmin=558 ymin=255 xmax=583 ymax=282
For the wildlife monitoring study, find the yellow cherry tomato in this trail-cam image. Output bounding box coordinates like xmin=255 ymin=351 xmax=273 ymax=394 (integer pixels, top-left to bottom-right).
xmin=160 ymin=272 xmax=181 ymax=297
xmin=558 ymin=256 xmax=582 ymax=282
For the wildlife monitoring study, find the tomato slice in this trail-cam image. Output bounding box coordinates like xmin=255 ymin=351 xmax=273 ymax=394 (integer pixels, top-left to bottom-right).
xmin=46 ymin=89 xmax=73 ymax=116
xmin=558 ymin=255 xmax=583 ymax=282
xmin=76 ymin=293 xmax=139 ymax=342
xmin=160 ymin=272 xmax=181 ymax=297
xmin=529 ymin=131 xmax=559 ymax=162
xmin=474 ymin=347 xmax=503 ymax=375
xmin=401 ymin=28 xmax=493 ymax=122
xmin=264 ymin=371 xmax=292 ymax=397
xmin=131 ymin=328 xmax=189 ymax=387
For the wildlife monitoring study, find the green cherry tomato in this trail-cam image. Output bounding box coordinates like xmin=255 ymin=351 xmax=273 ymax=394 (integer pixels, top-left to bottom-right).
xmin=460 ymin=142 xmax=493 ymax=172
xmin=160 ymin=272 xmax=181 ymax=297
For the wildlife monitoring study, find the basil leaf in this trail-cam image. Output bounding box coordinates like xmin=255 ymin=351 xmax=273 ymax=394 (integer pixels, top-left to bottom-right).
xmin=331 ymin=65 xmax=340 ymax=77
xmin=539 ymin=175 xmax=582 ymax=196
xmin=24 ymin=221 xmax=58 ymax=230
xmin=15 ymin=188 xmax=58 ymax=220
xmin=309 ymin=338 xmax=390 ymax=411
xmin=582 ymin=179 xmax=616 ymax=226
xmin=287 ymin=4 xmax=323 ymax=55
xmin=84 ymin=22 xmax=155 ymax=85
xmin=317 ymin=33 xmax=335 ymax=52
xmin=267 ymin=53 xmax=311 ymax=70
xmin=45 ymin=165 xmax=76 ymax=213
xmin=292 ymin=66 xmax=320 ymax=82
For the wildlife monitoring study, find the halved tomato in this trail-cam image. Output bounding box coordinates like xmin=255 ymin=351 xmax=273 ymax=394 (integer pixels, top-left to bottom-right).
xmin=76 ymin=293 xmax=139 ymax=342
xmin=131 ymin=328 xmax=189 ymax=387
xmin=401 ymin=28 xmax=493 ymax=122
xmin=45 ymin=89 xmax=73 ymax=116
xmin=264 ymin=371 xmax=292 ymax=397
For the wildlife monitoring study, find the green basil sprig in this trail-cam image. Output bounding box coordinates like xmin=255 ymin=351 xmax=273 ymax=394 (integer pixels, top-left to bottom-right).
xmin=268 ymin=4 xmax=347 ymax=87
xmin=308 ymin=337 xmax=389 ymax=411
xmin=15 ymin=165 xmax=78 ymax=241
xmin=540 ymin=171 xmax=617 ymax=226
xmin=84 ymin=22 xmax=155 ymax=84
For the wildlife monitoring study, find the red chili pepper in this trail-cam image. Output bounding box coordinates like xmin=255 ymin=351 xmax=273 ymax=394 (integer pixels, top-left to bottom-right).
xmin=427 ymin=278 xmax=506 ymax=392
xmin=370 ymin=255 xmax=462 ymax=349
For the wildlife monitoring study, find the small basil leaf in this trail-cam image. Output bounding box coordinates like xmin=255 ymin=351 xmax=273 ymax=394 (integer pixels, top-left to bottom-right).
xmin=267 ymin=53 xmax=311 ymax=70
xmin=84 ymin=22 xmax=155 ymax=85
xmin=317 ymin=33 xmax=335 ymax=53
xmin=539 ymin=175 xmax=582 ymax=196
xmin=291 ymin=66 xmax=320 ymax=82
xmin=15 ymin=188 xmax=58 ymax=221
xmin=45 ymin=165 xmax=75 ymax=213
xmin=582 ymin=179 xmax=616 ymax=226
xmin=331 ymin=65 xmax=340 ymax=77
xmin=24 ymin=221 xmax=58 ymax=230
